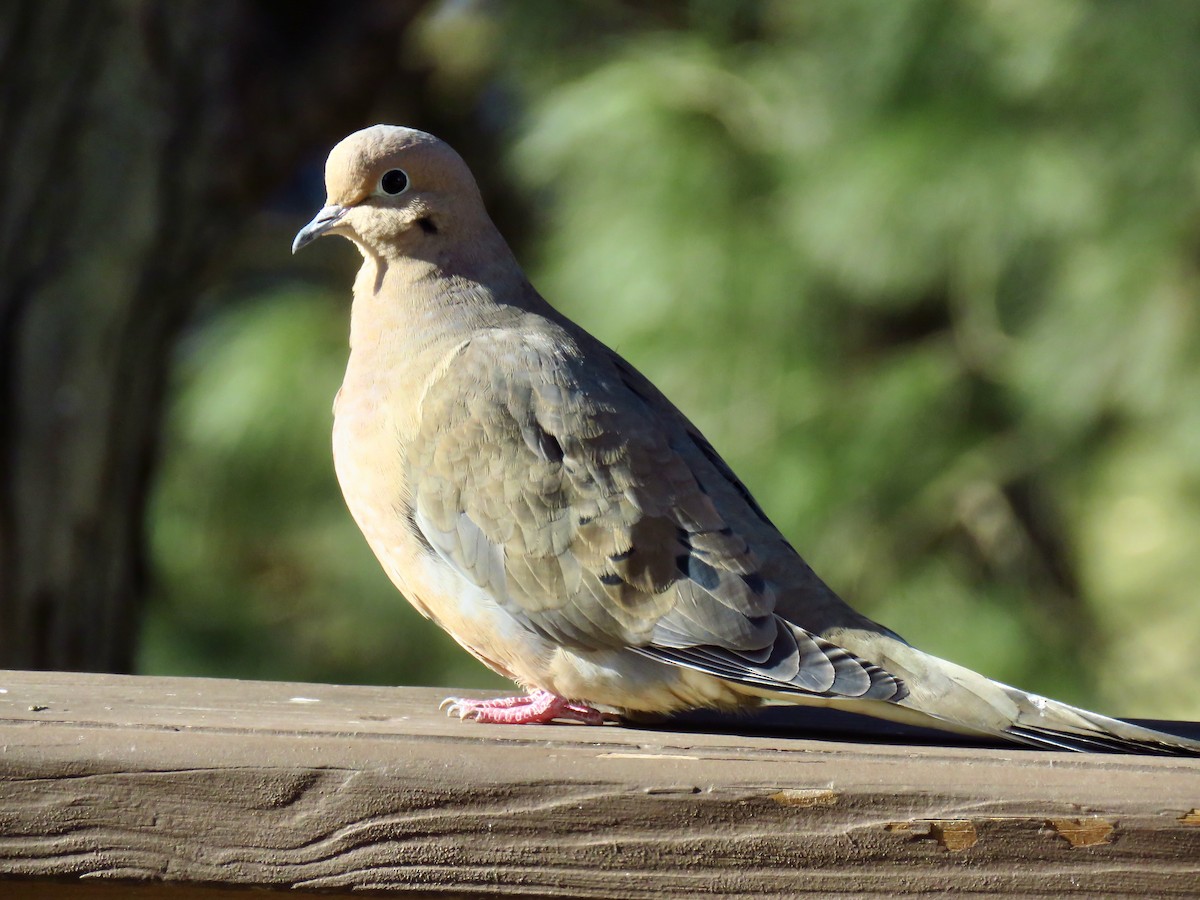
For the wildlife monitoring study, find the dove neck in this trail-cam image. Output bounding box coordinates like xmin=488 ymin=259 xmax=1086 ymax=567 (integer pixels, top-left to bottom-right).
xmin=348 ymin=240 xmax=555 ymax=358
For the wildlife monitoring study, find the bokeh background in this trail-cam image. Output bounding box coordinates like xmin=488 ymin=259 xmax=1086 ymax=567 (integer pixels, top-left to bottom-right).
xmin=4 ymin=1 xmax=1199 ymax=718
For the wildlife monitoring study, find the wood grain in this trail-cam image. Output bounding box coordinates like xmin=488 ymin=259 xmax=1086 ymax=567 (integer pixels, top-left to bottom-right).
xmin=1 ymin=670 xmax=1198 ymax=898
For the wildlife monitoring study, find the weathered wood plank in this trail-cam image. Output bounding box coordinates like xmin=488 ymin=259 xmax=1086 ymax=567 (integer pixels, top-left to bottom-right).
xmin=1 ymin=670 xmax=1198 ymax=898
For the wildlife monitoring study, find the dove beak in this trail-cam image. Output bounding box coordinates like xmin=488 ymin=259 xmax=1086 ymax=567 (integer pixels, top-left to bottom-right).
xmin=292 ymin=203 xmax=349 ymax=254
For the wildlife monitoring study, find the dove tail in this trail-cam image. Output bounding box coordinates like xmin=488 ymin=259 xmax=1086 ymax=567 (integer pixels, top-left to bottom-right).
xmin=869 ymin=640 xmax=1200 ymax=756
xmin=986 ymin=687 xmax=1200 ymax=756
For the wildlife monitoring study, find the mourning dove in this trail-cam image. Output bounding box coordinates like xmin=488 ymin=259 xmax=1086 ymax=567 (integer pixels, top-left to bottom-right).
xmin=293 ymin=124 xmax=1199 ymax=754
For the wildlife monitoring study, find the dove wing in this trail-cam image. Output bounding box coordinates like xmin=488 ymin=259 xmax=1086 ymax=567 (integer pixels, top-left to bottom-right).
xmin=407 ymin=322 xmax=903 ymax=702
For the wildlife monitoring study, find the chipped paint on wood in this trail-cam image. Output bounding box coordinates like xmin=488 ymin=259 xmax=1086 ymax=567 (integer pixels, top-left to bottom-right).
xmin=885 ymin=819 xmax=978 ymax=851
xmin=769 ymin=788 xmax=839 ymax=807
xmin=1047 ymin=817 xmax=1115 ymax=847
xmin=930 ymin=819 xmax=978 ymax=851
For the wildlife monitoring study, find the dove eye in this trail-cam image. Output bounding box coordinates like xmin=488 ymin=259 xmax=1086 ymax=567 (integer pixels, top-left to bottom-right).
xmin=379 ymin=169 xmax=409 ymax=195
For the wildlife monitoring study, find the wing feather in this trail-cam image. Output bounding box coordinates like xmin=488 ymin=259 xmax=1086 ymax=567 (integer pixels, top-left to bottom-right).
xmin=408 ymin=325 xmax=906 ymax=701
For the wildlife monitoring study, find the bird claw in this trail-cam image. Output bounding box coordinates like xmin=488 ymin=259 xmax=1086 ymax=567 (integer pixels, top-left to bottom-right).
xmin=439 ymin=690 xmax=613 ymax=725
xmin=440 ymin=693 xmax=528 ymax=720
xmin=439 ymin=697 xmax=477 ymax=720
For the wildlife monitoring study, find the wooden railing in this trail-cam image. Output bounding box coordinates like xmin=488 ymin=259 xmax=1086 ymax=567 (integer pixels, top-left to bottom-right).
xmin=1 ymin=669 xmax=1198 ymax=898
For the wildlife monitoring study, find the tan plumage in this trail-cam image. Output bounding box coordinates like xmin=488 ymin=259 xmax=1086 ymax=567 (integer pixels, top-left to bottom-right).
xmin=293 ymin=124 xmax=1199 ymax=754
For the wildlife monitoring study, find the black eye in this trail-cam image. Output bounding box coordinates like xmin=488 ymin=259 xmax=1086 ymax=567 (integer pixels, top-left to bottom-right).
xmin=380 ymin=169 xmax=409 ymax=195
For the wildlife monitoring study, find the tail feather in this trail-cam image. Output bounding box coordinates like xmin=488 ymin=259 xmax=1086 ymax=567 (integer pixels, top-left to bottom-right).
xmin=994 ymin=687 xmax=1200 ymax=755
xmin=837 ymin=634 xmax=1200 ymax=756
xmin=1005 ymin=724 xmax=1182 ymax=755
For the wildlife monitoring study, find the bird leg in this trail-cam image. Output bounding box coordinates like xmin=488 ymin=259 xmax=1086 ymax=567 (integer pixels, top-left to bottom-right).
xmin=440 ymin=689 xmax=614 ymax=725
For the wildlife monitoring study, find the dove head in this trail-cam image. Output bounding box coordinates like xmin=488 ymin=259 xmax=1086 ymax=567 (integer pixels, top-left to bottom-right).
xmin=292 ymin=125 xmax=498 ymax=264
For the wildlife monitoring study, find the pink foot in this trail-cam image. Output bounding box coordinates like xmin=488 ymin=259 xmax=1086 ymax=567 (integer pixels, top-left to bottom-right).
xmin=440 ymin=689 xmax=614 ymax=725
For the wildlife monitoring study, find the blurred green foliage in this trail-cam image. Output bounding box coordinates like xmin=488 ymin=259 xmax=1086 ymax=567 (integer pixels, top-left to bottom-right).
xmin=142 ymin=1 xmax=1200 ymax=716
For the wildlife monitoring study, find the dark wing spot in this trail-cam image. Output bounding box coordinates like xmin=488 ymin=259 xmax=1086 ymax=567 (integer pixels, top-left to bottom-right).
xmin=741 ymin=572 xmax=765 ymax=594
xmin=598 ymin=571 xmax=623 ymax=586
xmin=677 ymin=553 xmax=721 ymax=590
xmin=535 ymin=428 xmax=564 ymax=463
xmin=609 ymin=546 xmax=635 ymax=562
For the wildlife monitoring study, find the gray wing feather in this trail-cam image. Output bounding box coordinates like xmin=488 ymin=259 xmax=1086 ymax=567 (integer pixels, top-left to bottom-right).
xmin=408 ymin=325 xmax=906 ymax=702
